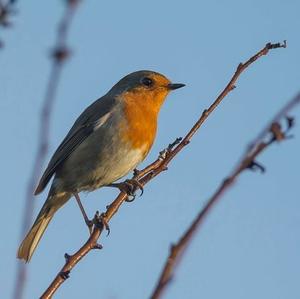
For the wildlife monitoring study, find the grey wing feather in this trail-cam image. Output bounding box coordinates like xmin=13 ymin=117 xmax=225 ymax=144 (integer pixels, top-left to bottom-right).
xmin=34 ymin=95 xmax=116 ymax=195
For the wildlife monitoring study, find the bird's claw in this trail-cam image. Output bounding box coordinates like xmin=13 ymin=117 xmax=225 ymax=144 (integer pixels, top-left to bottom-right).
xmin=123 ymin=179 xmax=144 ymax=200
xmin=101 ymin=213 xmax=110 ymax=236
xmin=94 ymin=211 xmax=110 ymax=236
xmin=108 ymin=179 xmax=144 ymax=201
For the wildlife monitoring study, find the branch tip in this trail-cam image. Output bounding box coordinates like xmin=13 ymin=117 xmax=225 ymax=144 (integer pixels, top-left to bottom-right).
xmin=267 ymin=40 xmax=287 ymax=49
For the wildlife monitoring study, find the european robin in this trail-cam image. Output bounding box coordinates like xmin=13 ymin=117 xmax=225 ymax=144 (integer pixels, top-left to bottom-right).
xmin=17 ymin=70 xmax=185 ymax=262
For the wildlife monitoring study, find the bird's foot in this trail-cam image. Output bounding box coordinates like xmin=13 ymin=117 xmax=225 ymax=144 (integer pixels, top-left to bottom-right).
xmin=108 ymin=179 xmax=144 ymax=201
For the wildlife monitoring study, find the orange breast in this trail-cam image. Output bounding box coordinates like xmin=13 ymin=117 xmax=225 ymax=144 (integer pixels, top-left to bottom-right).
xmin=120 ymin=90 xmax=159 ymax=158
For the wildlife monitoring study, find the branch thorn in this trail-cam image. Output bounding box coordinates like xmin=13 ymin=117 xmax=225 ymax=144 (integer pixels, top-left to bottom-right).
xmin=59 ymin=271 xmax=70 ymax=280
xmin=237 ymin=63 xmax=244 ymax=70
xmin=64 ymin=253 xmax=71 ymax=262
xmin=159 ymin=149 xmax=168 ymax=160
xmin=270 ymin=122 xmax=285 ymax=141
xmin=286 ymin=116 xmax=295 ymax=129
xmin=168 ymin=137 xmax=182 ymax=150
xmin=248 ymin=160 xmax=266 ymax=173
xmin=201 ymin=109 xmax=208 ymax=117
xmin=93 ymin=243 xmax=103 ymax=250
xmin=52 ymin=47 xmax=70 ymax=62
xmin=133 ymin=168 xmax=141 ymax=176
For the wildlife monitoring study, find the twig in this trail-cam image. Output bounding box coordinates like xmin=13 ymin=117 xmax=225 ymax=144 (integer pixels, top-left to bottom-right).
xmin=13 ymin=2 xmax=80 ymax=299
xmin=40 ymin=41 xmax=286 ymax=298
xmin=150 ymin=92 xmax=299 ymax=299
xmin=0 ymin=0 xmax=17 ymax=48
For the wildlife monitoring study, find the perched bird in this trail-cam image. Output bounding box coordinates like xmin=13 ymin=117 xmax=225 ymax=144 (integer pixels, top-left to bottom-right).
xmin=17 ymin=70 xmax=185 ymax=262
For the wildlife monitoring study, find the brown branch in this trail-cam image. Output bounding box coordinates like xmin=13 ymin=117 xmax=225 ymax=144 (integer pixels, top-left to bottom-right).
xmin=150 ymin=92 xmax=299 ymax=299
xmin=13 ymin=2 xmax=80 ymax=299
xmin=40 ymin=41 xmax=286 ymax=298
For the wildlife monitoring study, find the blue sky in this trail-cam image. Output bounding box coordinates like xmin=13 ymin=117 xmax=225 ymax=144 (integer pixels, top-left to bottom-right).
xmin=1 ymin=0 xmax=300 ymax=298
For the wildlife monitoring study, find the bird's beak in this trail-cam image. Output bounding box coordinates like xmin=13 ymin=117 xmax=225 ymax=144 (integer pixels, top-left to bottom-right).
xmin=167 ymin=83 xmax=185 ymax=90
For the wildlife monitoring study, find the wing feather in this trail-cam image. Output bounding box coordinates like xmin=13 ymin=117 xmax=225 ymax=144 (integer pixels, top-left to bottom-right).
xmin=34 ymin=96 xmax=116 ymax=195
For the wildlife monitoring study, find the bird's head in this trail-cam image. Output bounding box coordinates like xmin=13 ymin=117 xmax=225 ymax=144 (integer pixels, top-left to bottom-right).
xmin=109 ymin=70 xmax=185 ymax=113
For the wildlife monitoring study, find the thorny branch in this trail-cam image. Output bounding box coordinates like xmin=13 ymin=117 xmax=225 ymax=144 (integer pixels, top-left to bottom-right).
xmin=150 ymin=93 xmax=300 ymax=299
xmin=40 ymin=41 xmax=286 ymax=299
xmin=13 ymin=1 xmax=81 ymax=299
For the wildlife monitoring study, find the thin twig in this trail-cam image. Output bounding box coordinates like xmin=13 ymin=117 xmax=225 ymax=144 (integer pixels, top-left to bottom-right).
xmin=150 ymin=92 xmax=299 ymax=299
xmin=40 ymin=41 xmax=286 ymax=298
xmin=13 ymin=2 xmax=80 ymax=299
xmin=0 ymin=0 xmax=18 ymax=48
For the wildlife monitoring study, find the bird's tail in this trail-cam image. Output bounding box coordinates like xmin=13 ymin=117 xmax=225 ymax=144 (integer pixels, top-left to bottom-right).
xmin=17 ymin=192 xmax=71 ymax=262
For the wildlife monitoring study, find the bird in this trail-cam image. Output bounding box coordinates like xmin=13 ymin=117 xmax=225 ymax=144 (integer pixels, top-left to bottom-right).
xmin=17 ymin=70 xmax=185 ymax=262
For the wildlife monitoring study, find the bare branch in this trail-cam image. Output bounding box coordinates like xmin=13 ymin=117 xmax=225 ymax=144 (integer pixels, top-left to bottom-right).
xmin=150 ymin=92 xmax=299 ymax=299
xmin=40 ymin=42 xmax=286 ymax=298
xmin=13 ymin=2 xmax=81 ymax=299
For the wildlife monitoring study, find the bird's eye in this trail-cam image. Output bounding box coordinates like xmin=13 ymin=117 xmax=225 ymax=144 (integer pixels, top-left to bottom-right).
xmin=141 ymin=77 xmax=153 ymax=87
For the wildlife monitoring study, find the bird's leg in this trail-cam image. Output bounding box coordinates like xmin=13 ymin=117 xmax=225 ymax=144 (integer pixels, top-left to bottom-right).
xmin=74 ymin=193 xmax=93 ymax=234
xmin=107 ymin=179 xmax=144 ymax=202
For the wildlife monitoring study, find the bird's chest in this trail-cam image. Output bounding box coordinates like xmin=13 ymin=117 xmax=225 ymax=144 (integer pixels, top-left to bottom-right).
xmin=119 ymin=95 xmax=158 ymax=156
xmin=75 ymin=101 xmax=158 ymax=190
